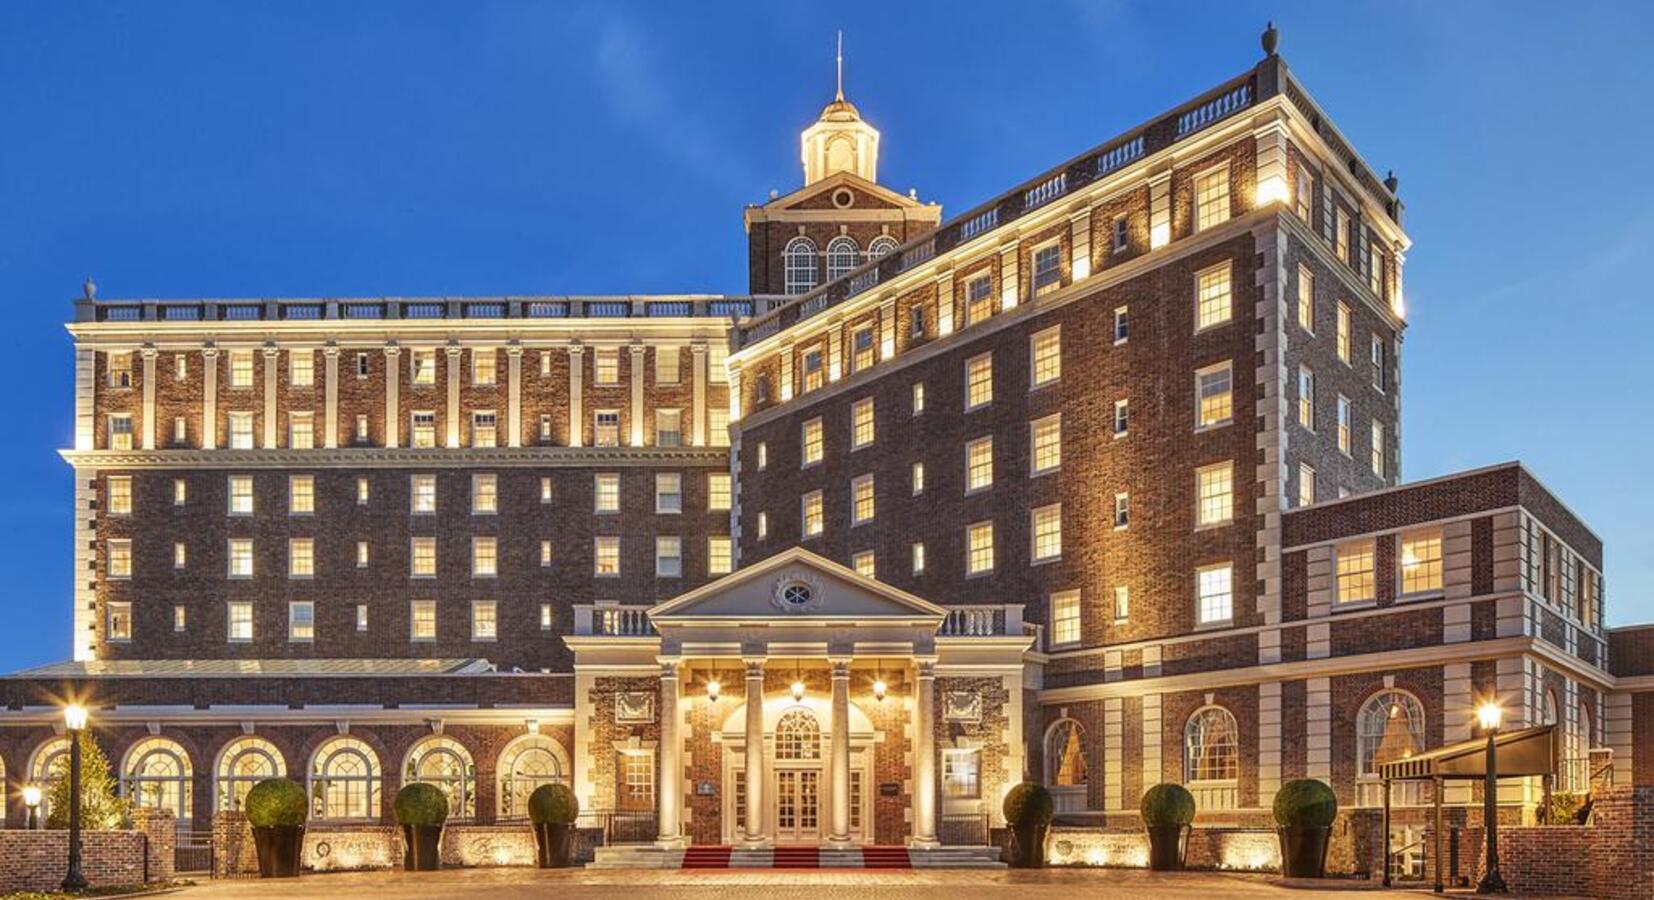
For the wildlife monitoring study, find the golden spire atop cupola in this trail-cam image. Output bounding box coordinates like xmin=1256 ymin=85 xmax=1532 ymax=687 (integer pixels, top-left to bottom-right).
xmin=801 ymin=30 xmax=880 ymax=186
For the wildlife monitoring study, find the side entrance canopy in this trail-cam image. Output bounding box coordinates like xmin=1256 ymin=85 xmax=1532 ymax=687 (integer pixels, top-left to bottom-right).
xmin=1376 ymin=724 xmax=1557 ymax=782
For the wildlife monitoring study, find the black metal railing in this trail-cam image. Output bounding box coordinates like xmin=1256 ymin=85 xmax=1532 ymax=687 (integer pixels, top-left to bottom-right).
xmin=939 ymin=812 xmax=992 ymax=847
xmin=578 ymin=808 xmax=658 ymax=845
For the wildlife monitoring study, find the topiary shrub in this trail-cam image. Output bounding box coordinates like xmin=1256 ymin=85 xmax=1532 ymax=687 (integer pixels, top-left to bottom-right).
xmin=394 ymin=782 xmax=450 ymax=827
xmin=1140 ymin=783 xmax=1196 ymax=826
xmin=1002 ymin=782 xmax=1054 ymax=826
xmin=245 ymin=778 xmax=308 ymax=828
xmin=1272 ymin=779 xmax=1337 ymax=829
xmin=527 ymin=783 xmax=578 ymax=825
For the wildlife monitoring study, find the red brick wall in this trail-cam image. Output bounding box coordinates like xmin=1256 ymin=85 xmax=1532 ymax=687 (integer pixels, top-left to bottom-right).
xmin=0 ymin=809 xmax=172 ymax=892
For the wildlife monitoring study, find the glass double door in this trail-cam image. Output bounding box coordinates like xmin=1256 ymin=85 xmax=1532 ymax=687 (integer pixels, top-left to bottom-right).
xmin=774 ymin=767 xmax=821 ymax=842
xmin=728 ymin=753 xmax=866 ymax=844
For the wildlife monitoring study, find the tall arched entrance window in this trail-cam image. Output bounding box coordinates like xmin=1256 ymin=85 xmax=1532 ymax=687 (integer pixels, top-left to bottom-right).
xmin=404 ymin=736 xmax=476 ymax=820
xmin=121 ymin=737 xmax=194 ymax=826
xmin=772 ymin=707 xmax=823 ymax=841
xmin=215 ymin=737 xmax=284 ymax=812
xmin=1043 ymin=719 xmax=1088 ymax=814
xmin=1183 ymin=706 xmax=1239 ymax=810
xmin=496 ymin=734 xmax=568 ymax=820
xmin=1356 ymin=689 xmax=1426 ymax=807
xmin=309 ymin=736 xmax=380 ymax=821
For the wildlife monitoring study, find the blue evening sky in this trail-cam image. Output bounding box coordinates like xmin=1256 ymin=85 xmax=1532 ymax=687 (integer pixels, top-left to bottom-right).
xmin=2 ymin=2 xmax=1651 ymax=671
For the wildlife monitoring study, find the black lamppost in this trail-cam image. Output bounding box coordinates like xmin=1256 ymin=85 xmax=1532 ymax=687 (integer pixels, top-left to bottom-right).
xmin=1476 ymin=701 xmax=1507 ymax=894
xmin=61 ymin=703 xmax=89 ymax=892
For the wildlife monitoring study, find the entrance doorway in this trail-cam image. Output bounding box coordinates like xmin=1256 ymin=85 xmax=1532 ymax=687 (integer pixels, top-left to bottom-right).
xmin=723 ymin=703 xmax=872 ymax=844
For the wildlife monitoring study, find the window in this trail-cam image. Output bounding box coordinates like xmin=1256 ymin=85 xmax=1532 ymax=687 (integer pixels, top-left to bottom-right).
xmin=757 ymin=511 xmax=769 ymax=540
xmin=290 ymin=351 xmax=314 ymax=388
xmin=106 ymin=476 xmax=132 ymax=516
xmin=227 ymin=539 xmax=253 ymax=578
xmin=472 ymin=474 xmax=497 ymax=514
xmin=1114 ymin=493 xmax=1130 ymax=529
xmin=410 ymin=537 xmax=436 ymax=578
xmin=1196 ymin=362 xmax=1233 ymax=428
xmin=966 ymin=436 xmax=994 ymax=492
xmin=106 ymin=351 xmax=133 ymax=388
xmin=289 ymin=475 xmax=314 ymax=515
xmin=943 ymin=749 xmax=981 ymax=799
xmin=1335 ymin=540 xmax=1377 ymax=603
xmin=410 ymin=349 xmax=437 ymax=386
xmin=801 ymin=490 xmax=824 ymax=538
xmin=174 ymin=605 xmax=186 ymax=631
xmin=311 ymin=736 xmax=382 ymax=821
xmin=911 ymin=542 xmax=926 ymax=574
xmin=654 ymin=345 xmax=680 ymax=384
xmin=1031 ymin=504 xmax=1063 ymax=563
xmin=1298 ymin=366 xmax=1316 ymax=430
xmin=227 ymin=474 xmax=255 ymax=515
xmin=966 ymin=275 xmax=993 ymax=325
xmin=107 ymin=414 xmax=134 ymax=450
xmin=802 ymin=348 xmax=824 ymax=392
xmin=801 ymin=418 xmax=824 ymax=467
xmin=1112 ymin=214 xmax=1129 ymax=253
xmin=1337 ymin=395 xmax=1352 ymax=454
xmin=173 ymin=353 xmax=188 ymax=380
xmin=1050 ymin=590 xmax=1080 ymax=646
xmin=593 ymin=349 xmax=620 ymax=385
xmin=1184 ymin=707 xmax=1239 ymax=783
xmin=1195 ymin=263 xmax=1232 ymax=330
xmin=1030 ymin=326 xmax=1061 ymax=387
xmin=1298 ymin=463 xmax=1316 ymax=508
xmin=654 ymin=536 xmax=682 ymax=577
xmin=410 ymin=601 xmax=436 ymax=641
xmin=355 ymin=352 xmax=370 ymax=378
xmin=538 ymin=414 xmax=553 ymax=443
xmin=472 ymin=349 xmax=497 ymax=386
xmin=593 ymin=410 xmax=620 ymax=447
xmin=355 ymin=414 xmax=370 ymax=443
xmin=173 ymin=416 xmax=188 ymax=445
xmin=1196 ymin=563 xmax=1233 ymax=625
xmin=1335 ymin=208 xmax=1351 ymax=263
xmin=174 ymin=478 xmax=188 ymax=506
xmin=1030 ymin=415 xmax=1061 ymax=475
xmin=708 ymin=472 xmax=731 ymax=511
xmin=1297 ymin=265 xmax=1315 ymax=332
xmin=540 ymin=540 xmax=551 ymax=567
xmin=784 ymin=237 xmax=818 ymax=295
xmin=756 ymin=442 xmax=768 ymax=470
xmin=1031 ymin=242 xmax=1062 ymax=297
xmin=288 ymin=538 xmax=314 ymax=578
xmin=594 ymin=473 xmax=620 ymax=513
xmin=411 ymin=474 xmax=437 ymax=514
xmin=228 ymin=350 xmax=254 ymax=389
xmin=227 ymin=602 xmax=253 ymax=642
xmin=966 ymin=520 xmax=994 ymax=575
xmin=1196 ymin=462 xmax=1234 ymax=527
xmin=911 ymin=461 xmax=925 ymax=496
xmin=655 ymin=409 xmax=682 ymax=447
xmin=410 ymin=411 xmax=436 ymax=448
xmin=356 ymin=542 xmax=369 ymax=568
xmin=288 ymin=602 xmax=314 ymax=642
xmin=472 ymin=537 xmax=497 ymax=577
xmin=1370 ymin=335 xmax=1387 ymax=392
xmin=472 ymin=600 xmax=498 ymax=640
xmin=1337 ymin=302 xmax=1352 ymax=363
xmin=1357 ymin=690 xmax=1425 ymax=778
xmin=1114 ymin=585 xmax=1130 ymax=622
xmin=965 ymin=353 xmax=993 ymax=410
xmin=1113 ymin=306 xmax=1129 ymax=343
xmin=1045 ymin=719 xmax=1089 ymax=788
xmin=1294 ymin=167 xmax=1312 ymax=222
xmin=708 ymin=536 xmax=733 ymax=575
xmin=1194 ymin=166 xmax=1231 ymax=232
xmin=471 ymin=411 xmax=497 ymax=448
xmin=851 ymin=397 xmax=875 ymax=449
xmin=869 ymin=235 xmax=899 ymax=258
xmin=1401 ymin=529 xmax=1444 ymax=595
xmin=357 ymin=605 xmax=369 ymax=631
xmin=1371 ymin=421 xmax=1386 ymax=477
xmin=850 ymin=325 xmax=875 ymax=372
xmin=539 ymin=477 xmax=553 ymax=504
xmin=227 ymin=412 xmax=254 ymax=449
xmin=826 ymin=236 xmax=860 ymax=281
xmin=655 ymin=472 xmax=682 ymax=513
xmin=174 ymin=542 xmax=187 ymax=569
xmin=539 ymin=604 xmax=552 ymax=631
xmin=106 ymin=539 xmax=132 ymax=579
xmin=909 ymin=305 xmax=925 ymax=339
xmin=850 ymin=474 xmax=876 ymax=525
xmin=1369 ymin=244 xmax=1384 ymax=294
xmin=594 ymin=536 xmax=620 ymax=576
xmin=852 ymin=551 xmax=875 ymax=578
xmin=1113 ymin=399 xmax=1129 ymax=437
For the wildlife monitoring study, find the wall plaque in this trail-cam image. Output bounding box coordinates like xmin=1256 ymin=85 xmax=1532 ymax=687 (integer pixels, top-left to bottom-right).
xmin=615 ymin=691 xmax=655 ymax=724
xmin=943 ymin=690 xmax=982 ymax=723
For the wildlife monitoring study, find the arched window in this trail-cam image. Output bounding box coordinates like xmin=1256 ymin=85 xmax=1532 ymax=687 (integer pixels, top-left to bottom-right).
xmin=1540 ymin=690 xmax=1559 ymax=727
xmin=310 ymin=736 xmax=380 ymax=821
xmin=122 ymin=737 xmax=194 ymax=823
xmin=1044 ymin=719 xmax=1088 ymax=787
xmin=1579 ymin=700 xmax=1594 ymax=748
xmin=497 ymin=734 xmax=569 ymax=819
xmin=216 ymin=737 xmax=285 ymax=812
xmin=775 ymin=708 xmax=822 ymax=761
xmin=1357 ymin=690 xmax=1426 ymax=777
xmin=826 ymin=236 xmax=861 ymax=281
xmin=405 ymin=736 xmax=476 ymax=820
xmin=1183 ymin=706 xmax=1239 ymax=783
xmin=28 ymin=737 xmax=70 ymax=821
xmin=784 ymin=238 xmax=819 ymax=295
xmin=868 ymin=236 xmax=899 ymax=259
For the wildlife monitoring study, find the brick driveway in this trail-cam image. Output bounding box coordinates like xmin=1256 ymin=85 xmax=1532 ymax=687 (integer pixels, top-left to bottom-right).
xmin=177 ymin=866 xmax=1419 ymax=898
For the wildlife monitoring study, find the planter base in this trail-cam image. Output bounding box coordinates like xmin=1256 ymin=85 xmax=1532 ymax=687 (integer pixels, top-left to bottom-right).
xmin=1277 ymin=826 xmax=1331 ymax=878
xmin=252 ymin=825 xmax=305 ymax=878
xmin=401 ymin=824 xmax=444 ymax=871
xmin=533 ymin=822 xmax=573 ymax=868
xmin=1146 ymin=823 xmax=1189 ymax=871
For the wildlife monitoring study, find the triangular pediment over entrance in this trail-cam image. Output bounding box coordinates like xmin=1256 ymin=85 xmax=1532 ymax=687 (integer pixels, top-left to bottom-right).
xmin=650 ymin=547 xmax=945 ymax=627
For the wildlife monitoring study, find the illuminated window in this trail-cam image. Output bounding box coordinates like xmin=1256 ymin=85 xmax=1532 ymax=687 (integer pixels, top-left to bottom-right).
xmin=1195 ymin=263 xmax=1232 ymax=331
xmin=943 ymin=749 xmax=981 ymax=799
xmin=355 ymin=414 xmax=370 ymax=443
xmin=708 ymin=472 xmax=732 ymax=511
xmin=1114 ymin=585 xmax=1130 ymax=622
xmin=472 ymin=537 xmax=497 ymax=578
xmin=1031 ymin=242 xmax=1062 ymax=297
xmin=655 ymin=408 xmax=681 ymax=447
xmin=801 ymin=490 xmax=824 ymax=538
xmin=215 ymin=736 xmax=285 ymax=812
xmin=708 ymin=536 xmax=733 ymax=575
xmin=227 ymin=539 xmax=253 ymax=578
xmin=108 ymin=603 xmax=133 ymax=640
xmin=106 ymin=476 xmax=132 ymax=516
xmin=1030 ymin=326 xmax=1061 ymax=387
xmin=174 ymin=478 xmax=188 ymax=505
xmin=472 ymin=349 xmax=497 ymax=386
xmin=1194 ymin=166 xmax=1231 ymax=232
xmin=966 ymin=436 xmax=994 ymax=492
xmin=966 ymin=520 xmax=994 ymax=575
xmin=912 ymin=542 xmax=926 ymax=574
xmin=174 ymin=542 xmax=187 ymax=569
xmin=756 ymin=511 xmax=769 ymax=541
xmin=107 ymin=351 xmax=134 ymax=388
xmin=966 ymin=275 xmax=993 ymax=325
xmin=539 ymin=604 xmax=552 ymax=631
xmin=851 ymin=325 xmax=875 ymax=372
xmin=174 ymin=353 xmax=188 ymax=380
xmin=1196 ymin=563 xmax=1233 ymax=625
xmin=539 ymin=540 xmax=551 ymax=567
xmin=1196 ymin=362 xmax=1233 ymax=428
xmin=756 ymin=442 xmax=768 ymax=470
xmin=594 ymin=536 xmax=620 ymax=576
xmin=1398 ymin=529 xmax=1445 ymax=596
xmin=107 ymin=539 xmax=132 ymax=579
xmin=1337 ymin=302 xmax=1352 ymax=363
xmin=1030 ymin=414 xmax=1061 ymax=476
xmin=227 ymin=412 xmax=253 ymax=449
xmin=595 ymin=473 xmax=620 ymax=513
xmin=228 ymin=350 xmax=254 ymax=389
xmin=311 ymin=736 xmax=382 ymax=821
xmin=1335 ymin=540 xmax=1376 ymax=603
xmin=1371 ymin=421 xmax=1386 ymax=477
xmin=289 ymin=350 xmax=314 ymax=387
xmin=411 ymin=474 xmax=437 ymax=514
xmin=802 ymin=348 xmax=824 ymax=392
xmin=471 ymin=600 xmax=497 ymax=641
xmin=410 ymin=349 xmax=437 ymax=386
xmin=288 ymin=601 xmax=314 ymax=642
xmin=851 ymin=397 xmax=875 ymax=449
xmin=593 ymin=349 xmax=620 ymax=385
xmin=1357 ymin=690 xmax=1424 ymax=778
xmin=965 ymin=353 xmax=993 ymax=410
xmin=1196 ymin=462 xmax=1234 ymax=527
xmin=784 ymin=237 xmax=818 ymax=294
xmin=356 ymin=605 xmax=368 ymax=631
xmin=593 ymin=409 xmax=620 ymax=446
xmin=1337 ymin=395 xmax=1352 ymax=454
xmin=1335 ymin=208 xmax=1351 ymax=263
xmin=1371 ymin=335 xmax=1387 ymax=392
xmin=654 ymin=345 xmax=679 ymax=385
xmin=1184 ymin=707 xmax=1239 ymax=783
xmin=471 ymin=411 xmax=497 ymax=448
xmin=410 ymin=601 xmax=436 ymax=641
xmin=287 ymin=411 xmax=314 ymax=449
xmin=410 ymin=537 xmax=436 ymax=578
xmin=911 ymin=461 xmax=925 ymax=495
xmin=655 ymin=536 xmax=682 ymax=578
xmin=911 ymin=381 xmax=926 ymax=414
xmin=1294 ymin=168 xmax=1312 ymax=223
xmin=655 ymin=472 xmax=682 ymax=514
xmin=173 ymin=416 xmax=188 ymax=445
xmin=1297 ymin=265 xmax=1315 ymax=333
xmin=471 ymin=473 xmax=497 ymax=514
xmin=410 ymin=411 xmax=436 ymax=448
xmin=356 ymin=542 xmax=369 ymax=568
xmin=288 ymin=538 xmax=314 ymax=579
xmin=851 ymin=474 xmax=876 ymax=525
xmin=1050 ymin=590 xmax=1080 ymax=646
xmin=175 ymin=604 xmax=187 ymax=631
xmin=1031 ymin=503 xmax=1062 ymax=563
xmin=227 ymin=601 xmax=253 ymax=642
xmin=1298 ymin=463 xmax=1316 ymax=508
xmin=852 ymin=551 xmax=875 ymax=578
xmin=801 ymin=418 xmax=824 ymax=466
xmin=1298 ymin=366 xmax=1316 ymax=430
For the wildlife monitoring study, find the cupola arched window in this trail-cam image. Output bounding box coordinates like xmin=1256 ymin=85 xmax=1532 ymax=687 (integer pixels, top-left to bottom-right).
xmin=784 ymin=238 xmax=819 ymax=295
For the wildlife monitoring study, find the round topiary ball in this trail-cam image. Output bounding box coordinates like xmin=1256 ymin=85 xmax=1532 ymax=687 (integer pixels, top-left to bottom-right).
xmin=1140 ymin=783 xmax=1196 ymax=826
xmin=1002 ymin=782 xmax=1054 ymax=827
xmin=1272 ymin=778 xmax=1338 ymax=829
xmin=244 ymin=778 xmax=308 ymax=828
xmin=394 ymin=782 xmax=450 ymax=826
xmin=527 ymin=783 xmax=579 ymax=825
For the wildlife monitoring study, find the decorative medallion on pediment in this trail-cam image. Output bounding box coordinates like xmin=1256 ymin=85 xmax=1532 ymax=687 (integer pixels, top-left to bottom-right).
xmin=771 ymin=573 xmax=825 ymax=614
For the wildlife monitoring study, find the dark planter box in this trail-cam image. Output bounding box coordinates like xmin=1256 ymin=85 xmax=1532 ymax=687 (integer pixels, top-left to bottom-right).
xmin=1005 ymin=822 xmax=1049 ymax=868
xmin=1146 ymin=823 xmax=1189 ymax=871
xmin=401 ymin=824 xmax=444 ymax=871
xmin=252 ymin=825 xmax=305 ymax=878
xmin=1277 ymin=825 xmax=1331 ymax=878
xmin=532 ymin=822 xmax=573 ymax=868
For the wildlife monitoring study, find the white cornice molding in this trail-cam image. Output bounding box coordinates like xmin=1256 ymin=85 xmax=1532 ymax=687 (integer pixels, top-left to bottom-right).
xmin=0 ymin=705 xmax=575 ymax=727
xmin=61 ymin=445 xmax=732 ymax=470
xmin=66 ymin=316 xmax=739 ymax=344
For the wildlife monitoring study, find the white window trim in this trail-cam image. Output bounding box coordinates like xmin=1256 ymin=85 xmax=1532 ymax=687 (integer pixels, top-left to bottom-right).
xmin=1028 ymin=325 xmax=1061 ymax=390
xmin=1193 ymin=360 xmax=1234 ymax=432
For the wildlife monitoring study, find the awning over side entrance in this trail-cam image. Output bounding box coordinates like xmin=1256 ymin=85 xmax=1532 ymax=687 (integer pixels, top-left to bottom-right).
xmin=1377 ymin=724 xmax=1557 ymax=781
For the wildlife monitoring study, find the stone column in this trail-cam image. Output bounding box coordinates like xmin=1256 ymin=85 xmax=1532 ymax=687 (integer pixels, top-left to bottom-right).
xmin=656 ymin=658 xmax=686 ymax=847
xmin=140 ymin=347 xmax=158 ymax=450
xmin=567 ymin=344 xmax=584 ymax=447
xmin=690 ymin=343 xmax=708 ymax=447
xmin=445 ymin=344 xmax=461 ymax=448
xmin=323 ymin=345 xmax=339 ymax=449
xmin=383 ymin=345 xmax=401 ymax=448
xmin=261 ymin=345 xmax=279 ymax=448
xmin=827 ymin=658 xmax=853 ymax=847
xmin=741 ymin=658 xmax=768 ymax=847
xmin=629 ymin=343 xmax=646 ymax=447
xmin=506 ymin=344 xmax=523 ymax=448
xmin=910 ymin=658 xmax=939 ymax=848
xmin=201 ymin=346 xmax=219 ymax=450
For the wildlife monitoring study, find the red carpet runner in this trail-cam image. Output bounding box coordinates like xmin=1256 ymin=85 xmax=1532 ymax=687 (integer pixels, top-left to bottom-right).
xmin=681 ymin=846 xmax=733 ymax=868
xmin=678 ymin=845 xmax=912 ymax=870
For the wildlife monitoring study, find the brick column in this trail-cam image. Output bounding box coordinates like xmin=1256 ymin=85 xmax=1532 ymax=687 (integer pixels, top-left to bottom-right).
xmin=131 ymin=807 xmax=175 ymax=884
